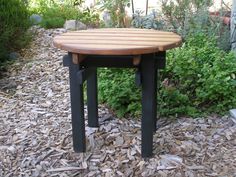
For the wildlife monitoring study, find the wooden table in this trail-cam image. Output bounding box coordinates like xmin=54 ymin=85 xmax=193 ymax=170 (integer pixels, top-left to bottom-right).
xmin=54 ymin=28 xmax=182 ymax=158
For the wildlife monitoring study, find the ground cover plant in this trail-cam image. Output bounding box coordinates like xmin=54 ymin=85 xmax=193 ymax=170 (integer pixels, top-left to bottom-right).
xmin=98 ymin=0 xmax=236 ymax=117
xmin=160 ymin=34 xmax=236 ymax=116
xmin=29 ymin=0 xmax=100 ymax=29
xmin=98 ymin=0 xmax=131 ymax=27
xmin=1 ymin=0 xmax=234 ymax=118
xmin=0 ymin=0 xmax=31 ymax=71
xmin=98 ymin=34 xmax=236 ymax=117
xmin=161 ymin=0 xmax=231 ymax=50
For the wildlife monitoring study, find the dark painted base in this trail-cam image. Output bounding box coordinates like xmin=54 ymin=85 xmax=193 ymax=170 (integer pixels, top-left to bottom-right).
xmin=63 ymin=52 xmax=166 ymax=158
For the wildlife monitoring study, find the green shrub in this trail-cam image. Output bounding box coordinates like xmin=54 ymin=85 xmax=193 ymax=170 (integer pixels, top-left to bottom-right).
xmin=98 ymin=0 xmax=130 ymax=27
xmin=37 ymin=3 xmax=78 ymax=29
xmin=162 ymin=34 xmax=236 ymax=116
xmin=0 ymin=0 xmax=31 ymax=65
xmin=162 ymin=0 xmax=212 ymax=34
xmin=98 ymin=68 xmax=141 ymax=117
xmin=40 ymin=17 xmax=65 ymax=29
xmin=161 ymin=0 xmax=230 ymax=51
xmin=78 ymin=8 xmax=100 ymax=28
xmin=41 ymin=5 xmax=100 ymax=29
xmin=98 ymin=34 xmax=236 ymax=117
xmin=29 ymin=0 xmax=100 ymax=29
xmin=132 ymin=10 xmax=164 ymax=30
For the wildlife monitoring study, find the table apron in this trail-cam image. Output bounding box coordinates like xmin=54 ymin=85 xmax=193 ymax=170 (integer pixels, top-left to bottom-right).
xmin=64 ymin=52 xmax=166 ymax=69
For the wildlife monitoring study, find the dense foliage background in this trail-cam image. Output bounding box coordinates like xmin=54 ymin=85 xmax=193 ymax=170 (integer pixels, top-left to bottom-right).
xmin=0 ymin=0 xmax=235 ymax=118
xmin=98 ymin=35 xmax=236 ymax=117
xmin=0 ymin=0 xmax=31 ymax=70
xmin=98 ymin=0 xmax=235 ymax=117
xmin=29 ymin=0 xmax=100 ymax=29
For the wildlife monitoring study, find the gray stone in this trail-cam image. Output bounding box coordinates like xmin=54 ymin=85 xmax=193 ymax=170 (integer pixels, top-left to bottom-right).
xmin=9 ymin=52 xmax=20 ymax=60
xmin=102 ymin=11 xmax=112 ymax=27
xmin=63 ymin=20 xmax=86 ymax=30
xmin=229 ymin=109 xmax=236 ymax=123
xmin=30 ymin=14 xmax=42 ymax=25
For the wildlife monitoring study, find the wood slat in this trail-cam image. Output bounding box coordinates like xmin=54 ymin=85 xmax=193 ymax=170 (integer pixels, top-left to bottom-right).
xmin=71 ymin=28 xmax=174 ymax=34
xmin=56 ymin=39 xmax=179 ymax=46
xmin=71 ymin=31 xmax=175 ymax=34
xmin=62 ymin=33 xmax=179 ymax=38
xmin=53 ymin=28 xmax=182 ymax=55
xmin=59 ymin=43 xmax=159 ymax=55
xmin=55 ymin=36 xmax=180 ymax=41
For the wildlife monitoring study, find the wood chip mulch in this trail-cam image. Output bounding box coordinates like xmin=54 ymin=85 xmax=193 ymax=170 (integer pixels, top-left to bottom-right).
xmin=0 ymin=27 xmax=236 ymax=177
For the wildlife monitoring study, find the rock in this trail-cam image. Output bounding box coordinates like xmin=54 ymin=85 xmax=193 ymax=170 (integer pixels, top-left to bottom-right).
xmin=229 ymin=109 xmax=236 ymax=124
xmin=30 ymin=14 xmax=42 ymax=25
xmin=180 ymin=140 xmax=200 ymax=154
xmin=229 ymin=109 xmax=236 ymax=120
xmin=114 ymin=136 xmax=124 ymax=146
xmin=157 ymin=154 xmax=183 ymax=170
xmin=63 ymin=20 xmax=86 ymax=30
xmin=9 ymin=52 xmax=20 ymax=60
xmin=86 ymin=127 xmax=98 ymax=136
xmin=102 ymin=11 xmax=112 ymax=27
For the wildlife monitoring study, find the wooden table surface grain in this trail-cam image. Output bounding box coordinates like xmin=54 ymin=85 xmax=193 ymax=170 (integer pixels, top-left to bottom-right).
xmin=53 ymin=28 xmax=182 ymax=55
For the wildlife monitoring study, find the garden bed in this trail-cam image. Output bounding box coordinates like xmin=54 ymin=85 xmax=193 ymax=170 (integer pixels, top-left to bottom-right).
xmin=0 ymin=27 xmax=235 ymax=177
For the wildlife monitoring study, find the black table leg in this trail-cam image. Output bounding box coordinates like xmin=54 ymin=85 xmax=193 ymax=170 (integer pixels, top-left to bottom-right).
xmin=87 ymin=67 xmax=99 ymax=127
xmin=153 ymin=69 xmax=157 ymax=132
xmin=68 ymin=53 xmax=86 ymax=152
xmin=141 ymin=54 xmax=157 ymax=158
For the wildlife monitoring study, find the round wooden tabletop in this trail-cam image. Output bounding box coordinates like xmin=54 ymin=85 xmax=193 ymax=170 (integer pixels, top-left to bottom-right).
xmin=53 ymin=28 xmax=182 ymax=55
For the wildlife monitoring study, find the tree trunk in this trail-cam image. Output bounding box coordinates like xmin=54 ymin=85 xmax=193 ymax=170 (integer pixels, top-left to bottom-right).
xmin=146 ymin=0 xmax=149 ymax=15
xmin=131 ymin=0 xmax=134 ymax=14
xmin=231 ymin=0 xmax=236 ymax=50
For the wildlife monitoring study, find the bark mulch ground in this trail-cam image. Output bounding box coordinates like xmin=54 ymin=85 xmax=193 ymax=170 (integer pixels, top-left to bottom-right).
xmin=0 ymin=27 xmax=235 ymax=177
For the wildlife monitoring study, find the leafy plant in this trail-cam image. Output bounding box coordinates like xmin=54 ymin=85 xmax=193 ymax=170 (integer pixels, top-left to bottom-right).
xmin=98 ymin=68 xmax=141 ymax=117
xmin=39 ymin=4 xmax=78 ymax=29
xmin=161 ymin=34 xmax=236 ymax=115
xmin=0 ymin=0 xmax=31 ymax=67
xmin=98 ymin=0 xmax=130 ymax=27
xmin=29 ymin=0 xmax=100 ymax=29
xmin=40 ymin=16 xmax=65 ymax=29
xmin=77 ymin=7 xmax=100 ymax=28
xmin=98 ymin=34 xmax=236 ymax=117
xmin=161 ymin=0 xmax=230 ymax=51
xmin=161 ymin=0 xmax=212 ymax=35
xmin=132 ymin=10 xmax=164 ymax=29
